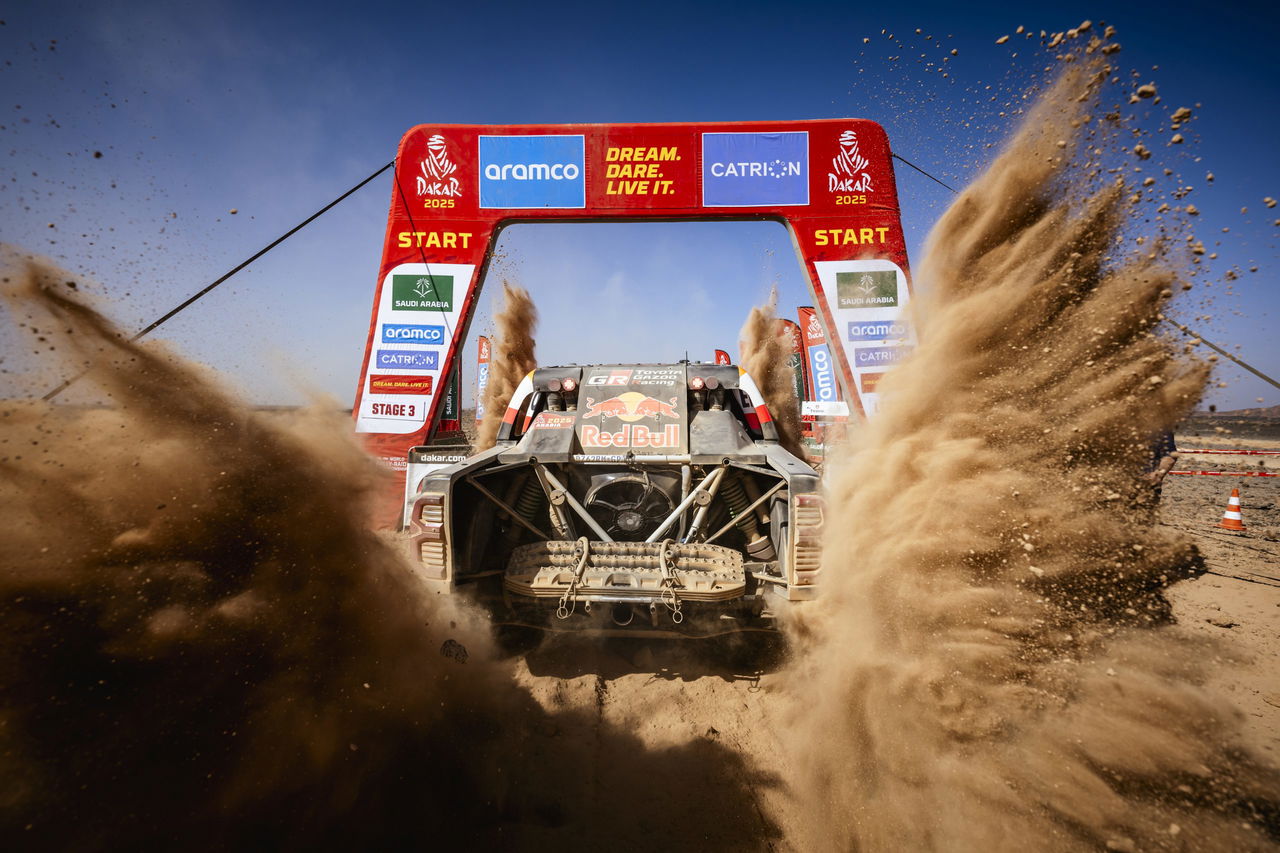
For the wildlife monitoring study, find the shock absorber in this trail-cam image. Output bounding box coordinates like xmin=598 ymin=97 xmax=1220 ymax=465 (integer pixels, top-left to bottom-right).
xmin=720 ymin=472 xmax=777 ymax=561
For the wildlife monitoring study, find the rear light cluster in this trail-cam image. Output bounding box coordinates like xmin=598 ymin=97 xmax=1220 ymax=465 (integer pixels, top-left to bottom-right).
xmin=791 ymin=493 xmax=824 ymax=585
xmin=413 ymin=493 xmax=448 ymax=579
xmin=688 ymin=375 xmax=722 ymax=411
xmin=542 ymin=376 xmax=579 ymax=412
xmin=543 ymin=377 xmax=577 ymax=392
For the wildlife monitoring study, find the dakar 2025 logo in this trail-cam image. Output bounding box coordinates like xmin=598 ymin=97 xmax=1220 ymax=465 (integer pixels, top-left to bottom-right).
xmin=416 ymin=134 xmax=462 ymax=198
xmin=829 ymin=130 xmax=873 ymax=193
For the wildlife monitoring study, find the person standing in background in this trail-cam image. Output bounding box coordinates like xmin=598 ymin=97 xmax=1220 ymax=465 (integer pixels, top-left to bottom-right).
xmin=1145 ymin=430 xmax=1179 ymax=501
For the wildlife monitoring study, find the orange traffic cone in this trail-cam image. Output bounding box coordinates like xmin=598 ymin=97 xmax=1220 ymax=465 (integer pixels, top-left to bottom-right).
xmin=1216 ymin=487 xmax=1246 ymax=532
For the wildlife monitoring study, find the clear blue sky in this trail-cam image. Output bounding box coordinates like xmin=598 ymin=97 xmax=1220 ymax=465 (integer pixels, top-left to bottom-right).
xmin=3 ymin=0 xmax=1276 ymax=411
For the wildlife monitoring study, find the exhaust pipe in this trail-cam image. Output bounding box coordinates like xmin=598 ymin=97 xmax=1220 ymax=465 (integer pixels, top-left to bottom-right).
xmin=611 ymin=603 xmax=634 ymax=627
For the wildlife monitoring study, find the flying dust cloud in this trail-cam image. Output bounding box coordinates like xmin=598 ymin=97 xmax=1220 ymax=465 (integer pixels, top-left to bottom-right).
xmin=0 ymin=261 xmax=770 ymax=850
xmin=782 ymin=62 xmax=1280 ymax=850
xmin=474 ymin=281 xmax=538 ymax=451
xmin=0 ymin=256 xmax=540 ymax=848
xmin=738 ymin=288 xmax=805 ymax=460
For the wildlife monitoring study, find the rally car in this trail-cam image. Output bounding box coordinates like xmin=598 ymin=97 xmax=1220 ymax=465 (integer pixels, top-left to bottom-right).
xmin=404 ymin=363 xmax=823 ymax=637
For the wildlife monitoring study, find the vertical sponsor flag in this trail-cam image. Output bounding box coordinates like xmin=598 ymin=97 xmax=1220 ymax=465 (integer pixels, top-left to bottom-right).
xmin=779 ymin=319 xmax=807 ymax=412
xmin=797 ymin=308 xmax=814 ymax=399
xmin=475 ymin=335 xmax=491 ymax=423
xmin=798 ymin=306 xmax=842 ymax=406
xmin=440 ymin=361 xmax=462 ymax=433
xmin=714 ymin=349 xmax=732 ymax=365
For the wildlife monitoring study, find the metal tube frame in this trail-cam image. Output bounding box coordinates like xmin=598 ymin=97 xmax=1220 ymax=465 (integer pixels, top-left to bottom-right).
xmin=535 ymin=463 xmax=615 ymax=542
xmin=464 ymin=477 xmax=551 ymax=540
xmin=645 ymin=465 xmax=726 ymax=544
xmin=704 ymin=481 xmax=786 ymax=545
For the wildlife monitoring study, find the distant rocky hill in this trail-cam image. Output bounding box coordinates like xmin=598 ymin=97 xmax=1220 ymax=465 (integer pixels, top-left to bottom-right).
xmin=1201 ymin=404 xmax=1280 ymax=419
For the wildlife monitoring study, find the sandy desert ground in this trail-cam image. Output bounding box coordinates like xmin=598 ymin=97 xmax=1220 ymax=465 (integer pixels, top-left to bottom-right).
xmin=488 ymin=438 xmax=1279 ymax=849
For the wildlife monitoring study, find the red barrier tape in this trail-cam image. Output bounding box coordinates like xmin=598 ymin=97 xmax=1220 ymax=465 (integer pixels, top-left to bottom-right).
xmin=1179 ymin=448 xmax=1280 ymax=456
xmin=1169 ymin=471 xmax=1278 ymax=477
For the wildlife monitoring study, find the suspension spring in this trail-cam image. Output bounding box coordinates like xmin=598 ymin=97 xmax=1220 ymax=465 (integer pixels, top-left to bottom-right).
xmin=720 ymin=472 xmax=776 ymax=561
xmin=504 ymin=472 xmax=546 ymax=541
xmin=720 ymin=473 xmax=759 ymax=538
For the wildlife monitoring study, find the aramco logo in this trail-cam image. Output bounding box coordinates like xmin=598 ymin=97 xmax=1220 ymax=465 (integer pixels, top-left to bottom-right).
xmin=479 ymin=135 xmax=586 ymax=209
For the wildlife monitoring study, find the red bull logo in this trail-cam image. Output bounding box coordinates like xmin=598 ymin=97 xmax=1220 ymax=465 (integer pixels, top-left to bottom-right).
xmin=582 ymin=392 xmax=680 ymax=421
xmin=581 ymin=423 xmax=681 ymax=449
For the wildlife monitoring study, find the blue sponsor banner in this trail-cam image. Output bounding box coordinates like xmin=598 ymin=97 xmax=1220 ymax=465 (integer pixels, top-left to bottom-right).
xmin=807 ymin=343 xmax=839 ymax=402
xmin=376 ymin=349 xmax=439 ymax=370
xmin=474 ymin=363 xmax=490 ymax=421
xmin=479 ymin=135 xmax=585 ymax=209
xmin=702 ymin=132 xmax=808 ymax=207
xmin=381 ymin=323 xmax=446 ymax=345
xmin=847 ymin=320 xmax=908 ymax=343
xmin=854 ymin=345 xmax=911 ymax=368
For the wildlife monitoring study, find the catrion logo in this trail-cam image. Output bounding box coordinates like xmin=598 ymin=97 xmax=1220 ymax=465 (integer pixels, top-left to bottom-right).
xmin=855 ymin=345 xmax=910 ymax=367
xmin=702 ymin=131 xmax=809 ymax=207
xmin=829 ymin=129 xmax=873 ymax=193
xmin=417 ymin=134 xmax=462 ymax=197
xmin=479 ymin=135 xmax=586 ymax=209
xmin=381 ymin=323 xmax=445 ymax=344
xmin=582 ymin=392 xmax=680 ymax=422
xmin=391 ymin=274 xmax=453 ymax=311
xmin=376 ymin=349 xmax=439 ymax=370
xmin=837 ymin=270 xmax=898 ymax=308
xmin=848 ymin=320 xmax=907 ymax=342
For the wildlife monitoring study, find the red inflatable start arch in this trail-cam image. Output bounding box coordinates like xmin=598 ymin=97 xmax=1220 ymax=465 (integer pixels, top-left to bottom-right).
xmin=353 ymin=120 xmax=914 ymax=487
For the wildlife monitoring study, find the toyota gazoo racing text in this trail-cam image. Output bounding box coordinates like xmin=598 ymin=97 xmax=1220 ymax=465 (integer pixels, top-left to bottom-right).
xmin=404 ymin=363 xmax=824 ymax=637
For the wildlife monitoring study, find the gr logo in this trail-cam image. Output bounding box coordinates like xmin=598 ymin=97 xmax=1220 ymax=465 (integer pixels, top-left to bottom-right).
xmin=381 ymin=323 xmax=445 ymax=344
xmin=847 ymin=320 xmax=907 ymax=342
